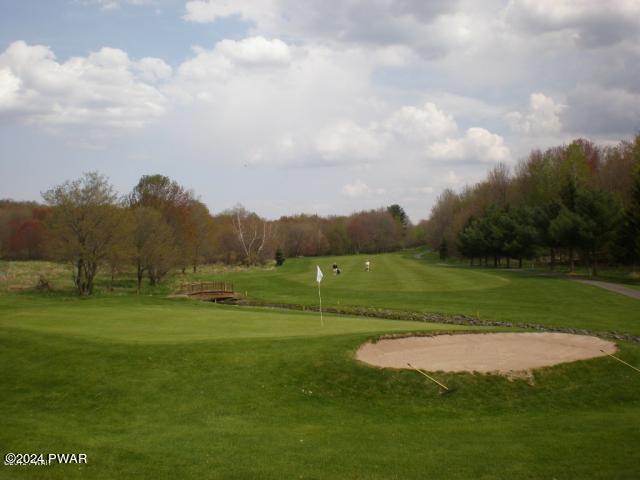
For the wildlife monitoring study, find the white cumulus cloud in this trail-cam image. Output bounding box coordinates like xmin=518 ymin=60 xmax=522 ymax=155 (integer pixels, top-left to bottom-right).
xmin=342 ymin=179 xmax=370 ymax=198
xmin=315 ymin=120 xmax=385 ymax=163
xmin=428 ymin=127 xmax=511 ymax=163
xmin=506 ymin=92 xmax=565 ymax=135
xmin=215 ymin=37 xmax=291 ymax=66
xmin=82 ymin=0 xmax=155 ymax=11
xmin=0 ymin=68 xmax=21 ymax=109
xmin=183 ymin=0 xmax=274 ymax=24
xmin=385 ymin=102 xmax=457 ymax=142
xmin=341 ymin=179 xmax=386 ymax=198
xmin=0 ymin=41 xmax=169 ymax=129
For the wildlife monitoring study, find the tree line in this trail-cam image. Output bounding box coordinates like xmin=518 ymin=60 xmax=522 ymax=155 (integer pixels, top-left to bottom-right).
xmin=424 ymin=135 xmax=640 ymax=274
xmin=0 ymin=173 xmax=423 ymax=295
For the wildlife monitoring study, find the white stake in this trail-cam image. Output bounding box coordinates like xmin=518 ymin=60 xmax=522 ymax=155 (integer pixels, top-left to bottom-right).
xmin=407 ymin=363 xmax=449 ymax=391
xmin=601 ymin=350 xmax=640 ymax=374
xmin=318 ymin=282 xmax=323 ymax=326
xmin=316 ymin=265 xmax=324 ymax=326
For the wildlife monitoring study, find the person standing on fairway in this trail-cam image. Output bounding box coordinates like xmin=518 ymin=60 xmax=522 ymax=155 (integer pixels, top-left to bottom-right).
xmin=365 ymin=260 xmax=370 ymax=272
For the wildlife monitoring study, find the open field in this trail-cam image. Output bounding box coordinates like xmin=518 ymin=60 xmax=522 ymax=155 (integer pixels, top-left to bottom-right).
xmin=1 ymin=253 xmax=639 ymax=479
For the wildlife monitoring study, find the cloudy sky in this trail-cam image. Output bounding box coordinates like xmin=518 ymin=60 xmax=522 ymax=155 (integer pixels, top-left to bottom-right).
xmin=1 ymin=1 xmax=639 ymax=221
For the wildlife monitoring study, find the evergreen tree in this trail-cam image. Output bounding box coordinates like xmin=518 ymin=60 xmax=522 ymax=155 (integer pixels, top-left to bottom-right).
xmin=621 ymin=139 xmax=640 ymax=265
xmin=532 ymin=201 xmax=561 ymax=269
xmin=504 ymin=207 xmax=538 ymax=268
xmin=549 ymin=206 xmax=583 ymax=272
xmin=575 ymin=189 xmax=623 ymax=275
xmin=458 ymin=217 xmax=486 ymax=266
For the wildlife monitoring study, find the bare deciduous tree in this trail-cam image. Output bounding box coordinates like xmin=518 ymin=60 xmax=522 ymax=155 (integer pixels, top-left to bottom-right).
xmin=230 ymin=205 xmax=275 ymax=265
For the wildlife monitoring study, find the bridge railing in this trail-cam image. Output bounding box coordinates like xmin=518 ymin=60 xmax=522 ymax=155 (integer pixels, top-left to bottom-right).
xmin=178 ymin=281 xmax=234 ymax=294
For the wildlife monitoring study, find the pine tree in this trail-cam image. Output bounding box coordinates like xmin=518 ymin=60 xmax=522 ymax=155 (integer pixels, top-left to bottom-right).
xmin=622 ymin=148 xmax=640 ymax=265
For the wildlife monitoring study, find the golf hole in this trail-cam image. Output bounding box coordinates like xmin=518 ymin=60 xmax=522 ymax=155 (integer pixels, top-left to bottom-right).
xmin=356 ymin=333 xmax=617 ymax=375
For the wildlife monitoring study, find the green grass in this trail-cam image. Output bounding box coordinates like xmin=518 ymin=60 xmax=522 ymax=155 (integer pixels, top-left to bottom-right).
xmin=1 ymin=253 xmax=640 ymax=479
xmin=1 ymin=294 xmax=639 ymax=479
xmin=0 ymin=295 xmax=468 ymax=343
xmin=191 ymin=250 xmax=640 ymax=335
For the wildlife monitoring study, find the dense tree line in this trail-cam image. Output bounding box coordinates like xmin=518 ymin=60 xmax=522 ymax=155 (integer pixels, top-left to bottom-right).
xmin=37 ymin=173 xmax=218 ymax=295
xmin=0 ymin=200 xmax=49 ymax=260
xmin=271 ymin=204 xmax=420 ymax=260
xmin=0 ymin=174 xmax=422 ymax=295
xmin=425 ymin=135 xmax=640 ymax=274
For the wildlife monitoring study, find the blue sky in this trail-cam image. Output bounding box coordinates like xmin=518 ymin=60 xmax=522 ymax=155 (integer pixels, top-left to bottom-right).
xmin=0 ymin=1 xmax=248 ymax=63
xmin=1 ymin=0 xmax=639 ymax=221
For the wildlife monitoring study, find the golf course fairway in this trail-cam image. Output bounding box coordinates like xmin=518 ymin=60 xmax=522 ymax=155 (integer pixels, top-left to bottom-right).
xmin=1 ymin=252 xmax=639 ymax=479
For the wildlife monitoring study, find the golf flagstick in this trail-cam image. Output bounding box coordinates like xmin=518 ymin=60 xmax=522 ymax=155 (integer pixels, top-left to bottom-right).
xmin=316 ymin=265 xmax=324 ymax=326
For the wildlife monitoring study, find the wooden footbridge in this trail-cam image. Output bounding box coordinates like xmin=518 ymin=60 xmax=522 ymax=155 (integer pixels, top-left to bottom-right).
xmin=177 ymin=281 xmax=237 ymax=301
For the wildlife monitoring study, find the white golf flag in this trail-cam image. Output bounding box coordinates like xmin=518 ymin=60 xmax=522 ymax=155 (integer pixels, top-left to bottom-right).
xmin=316 ymin=265 xmax=324 ymax=284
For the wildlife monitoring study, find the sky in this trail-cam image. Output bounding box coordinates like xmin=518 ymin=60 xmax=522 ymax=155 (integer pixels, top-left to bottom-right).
xmin=1 ymin=0 xmax=639 ymax=222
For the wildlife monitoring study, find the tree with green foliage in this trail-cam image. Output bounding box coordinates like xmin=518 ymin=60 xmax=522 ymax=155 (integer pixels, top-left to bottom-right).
xmin=620 ymin=138 xmax=640 ymax=265
xmin=532 ymin=201 xmax=562 ymax=269
xmin=549 ymin=206 xmax=583 ymax=272
xmin=129 ymin=174 xmax=193 ymax=210
xmin=105 ymin=209 xmax=135 ymax=291
xmin=387 ymin=203 xmax=409 ymax=238
xmin=129 ymin=174 xmax=198 ymax=272
xmin=503 ymin=207 xmax=538 ymax=268
xmin=438 ymin=239 xmax=448 ymax=261
xmin=387 ymin=204 xmax=408 ymax=226
xmin=552 ymin=173 xmax=585 ymax=271
xmin=575 ymin=189 xmax=623 ymax=275
xmin=131 ymin=207 xmax=177 ymax=291
xmin=560 ymin=141 xmax=591 ymax=193
xmin=274 ymin=247 xmax=285 ymax=266
xmin=458 ymin=217 xmax=486 ymax=266
xmin=323 ymin=220 xmax=351 ymax=255
xmin=184 ymin=200 xmax=215 ymax=273
xmin=479 ymin=206 xmax=508 ymax=267
xmin=43 ymin=172 xmax=128 ymax=296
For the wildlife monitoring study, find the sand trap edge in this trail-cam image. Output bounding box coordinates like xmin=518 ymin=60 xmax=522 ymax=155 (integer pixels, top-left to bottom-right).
xmin=355 ymin=332 xmax=617 ymax=377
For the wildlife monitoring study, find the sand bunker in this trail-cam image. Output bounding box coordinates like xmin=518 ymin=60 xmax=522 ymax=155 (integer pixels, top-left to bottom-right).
xmin=356 ymin=333 xmax=616 ymax=374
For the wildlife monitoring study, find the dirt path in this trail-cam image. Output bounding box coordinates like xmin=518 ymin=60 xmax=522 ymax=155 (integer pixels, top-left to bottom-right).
xmin=574 ymin=279 xmax=640 ymax=300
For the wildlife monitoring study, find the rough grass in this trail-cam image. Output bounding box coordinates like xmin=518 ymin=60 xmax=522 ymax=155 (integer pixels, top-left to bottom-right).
xmin=0 ymin=260 xmax=75 ymax=291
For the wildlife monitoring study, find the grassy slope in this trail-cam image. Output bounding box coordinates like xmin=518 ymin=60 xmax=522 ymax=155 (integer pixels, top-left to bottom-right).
xmin=198 ymin=251 xmax=640 ymax=335
xmin=0 ymin=295 xmax=639 ymax=479
xmin=1 ymin=255 xmax=640 ymax=479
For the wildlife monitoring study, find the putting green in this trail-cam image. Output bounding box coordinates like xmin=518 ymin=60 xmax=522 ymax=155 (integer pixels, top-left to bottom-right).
xmin=0 ymin=295 xmax=469 ymax=343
